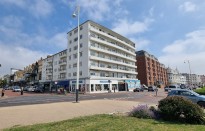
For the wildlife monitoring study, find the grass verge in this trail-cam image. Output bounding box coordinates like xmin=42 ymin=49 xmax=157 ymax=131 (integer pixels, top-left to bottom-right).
xmin=195 ymin=87 xmax=205 ymax=95
xmin=4 ymin=114 xmax=205 ymax=131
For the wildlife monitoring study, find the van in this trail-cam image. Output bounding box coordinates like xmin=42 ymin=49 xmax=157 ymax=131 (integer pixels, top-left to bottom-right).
xmin=168 ymin=84 xmax=180 ymax=91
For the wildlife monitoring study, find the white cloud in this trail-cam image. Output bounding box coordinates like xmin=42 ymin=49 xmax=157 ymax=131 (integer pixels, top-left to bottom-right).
xmin=67 ymin=0 xmax=128 ymax=21
xmin=130 ymin=37 xmax=150 ymax=51
xmin=112 ymin=18 xmax=154 ymax=37
xmin=179 ymin=1 xmax=197 ymax=12
xmin=30 ymin=0 xmax=53 ymax=18
xmin=0 ymin=0 xmax=26 ymax=8
xmin=0 ymin=0 xmax=53 ymax=17
xmin=159 ymin=29 xmax=205 ymax=75
xmin=0 ymin=44 xmax=47 ymax=75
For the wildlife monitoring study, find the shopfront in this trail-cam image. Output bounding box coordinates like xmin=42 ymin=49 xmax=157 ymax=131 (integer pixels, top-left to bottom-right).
xmin=87 ymin=80 xmax=118 ymax=93
xmin=69 ymin=79 xmax=86 ymax=93
xmin=125 ymin=79 xmax=140 ymax=91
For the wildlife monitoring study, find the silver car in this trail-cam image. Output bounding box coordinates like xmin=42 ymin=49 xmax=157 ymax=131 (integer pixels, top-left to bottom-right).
xmin=12 ymin=86 xmax=21 ymax=92
xmin=168 ymin=89 xmax=205 ymax=108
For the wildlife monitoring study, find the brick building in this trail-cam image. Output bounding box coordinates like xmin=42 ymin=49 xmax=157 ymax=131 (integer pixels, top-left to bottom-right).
xmin=136 ymin=50 xmax=168 ymax=87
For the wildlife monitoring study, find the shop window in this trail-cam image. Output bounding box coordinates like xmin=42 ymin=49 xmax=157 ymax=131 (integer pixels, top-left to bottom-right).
xmin=104 ymin=84 xmax=109 ymax=91
xmin=95 ymin=84 xmax=102 ymax=91
xmin=91 ymin=84 xmax=94 ymax=91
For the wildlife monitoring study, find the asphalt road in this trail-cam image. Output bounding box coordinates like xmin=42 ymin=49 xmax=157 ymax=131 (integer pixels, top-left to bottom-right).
xmin=0 ymin=89 xmax=167 ymax=107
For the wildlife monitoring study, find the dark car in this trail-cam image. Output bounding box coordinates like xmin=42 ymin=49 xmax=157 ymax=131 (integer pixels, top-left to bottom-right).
xmin=34 ymin=86 xmax=44 ymax=93
xmin=3 ymin=86 xmax=9 ymax=90
xmin=148 ymin=86 xmax=157 ymax=92
xmin=133 ymin=87 xmax=144 ymax=92
xmin=168 ymin=89 xmax=205 ymax=108
xmin=164 ymin=86 xmax=169 ymax=92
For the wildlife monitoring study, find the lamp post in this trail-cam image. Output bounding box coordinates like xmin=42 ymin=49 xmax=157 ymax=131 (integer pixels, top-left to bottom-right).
xmin=72 ymin=5 xmax=80 ymax=102
xmin=184 ymin=60 xmax=192 ymax=87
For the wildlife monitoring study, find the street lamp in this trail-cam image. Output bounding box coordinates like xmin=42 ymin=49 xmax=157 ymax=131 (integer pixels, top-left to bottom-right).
xmin=184 ymin=60 xmax=192 ymax=87
xmin=72 ymin=5 xmax=80 ymax=102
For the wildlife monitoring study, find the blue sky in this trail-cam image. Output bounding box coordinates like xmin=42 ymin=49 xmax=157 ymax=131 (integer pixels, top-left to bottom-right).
xmin=0 ymin=0 xmax=205 ymax=76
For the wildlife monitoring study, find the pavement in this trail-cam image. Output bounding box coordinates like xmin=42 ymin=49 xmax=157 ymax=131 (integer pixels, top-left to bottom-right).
xmin=0 ymin=89 xmax=166 ymax=130
xmin=0 ymin=99 xmax=146 ymax=130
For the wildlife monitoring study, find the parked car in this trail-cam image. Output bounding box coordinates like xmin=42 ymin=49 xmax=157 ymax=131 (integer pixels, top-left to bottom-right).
xmin=148 ymin=86 xmax=157 ymax=92
xmin=164 ymin=86 xmax=169 ymax=92
xmin=133 ymin=87 xmax=144 ymax=92
xmin=34 ymin=86 xmax=44 ymax=93
xmin=3 ymin=86 xmax=9 ymax=90
xmin=27 ymin=86 xmax=35 ymax=92
xmin=168 ymin=89 xmax=205 ymax=108
xmin=23 ymin=86 xmax=29 ymax=91
xmin=168 ymin=84 xmax=180 ymax=91
xmin=12 ymin=86 xmax=21 ymax=92
xmin=142 ymin=84 xmax=148 ymax=90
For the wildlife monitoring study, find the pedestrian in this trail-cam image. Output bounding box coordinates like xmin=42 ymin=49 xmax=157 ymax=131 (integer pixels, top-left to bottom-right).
xmin=155 ymin=88 xmax=158 ymax=96
xmin=21 ymin=86 xmax=23 ymax=95
xmin=1 ymin=88 xmax=5 ymax=97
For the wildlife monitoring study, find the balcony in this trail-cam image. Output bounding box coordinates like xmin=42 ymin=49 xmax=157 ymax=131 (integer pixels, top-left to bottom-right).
xmin=59 ymin=60 xmax=67 ymax=65
xmin=90 ymin=26 xmax=135 ymax=50
xmin=90 ymin=36 xmax=135 ymax=56
xmin=58 ymin=68 xmax=66 ymax=73
xmin=90 ymin=46 xmax=136 ymax=62
xmin=90 ymin=55 xmax=136 ymax=69
xmin=46 ymin=65 xmax=52 ymax=68
xmin=90 ymin=65 xmax=137 ymax=75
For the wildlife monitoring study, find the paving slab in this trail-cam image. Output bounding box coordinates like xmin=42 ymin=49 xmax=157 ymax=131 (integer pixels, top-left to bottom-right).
xmin=0 ymin=100 xmax=141 ymax=130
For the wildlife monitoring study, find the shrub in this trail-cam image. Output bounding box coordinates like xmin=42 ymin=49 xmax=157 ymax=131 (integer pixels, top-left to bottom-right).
xmin=158 ymin=96 xmax=205 ymax=124
xmin=129 ymin=104 xmax=155 ymax=119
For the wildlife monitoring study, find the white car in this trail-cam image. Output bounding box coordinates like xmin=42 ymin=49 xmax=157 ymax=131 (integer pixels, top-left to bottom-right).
xmin=27 ymin=86 xmax=35 ymax=92
xmin=13 ymin=86 xmax=21 ymax=92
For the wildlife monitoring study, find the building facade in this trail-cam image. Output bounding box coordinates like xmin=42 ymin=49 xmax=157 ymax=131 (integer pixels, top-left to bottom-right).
xmin=40 ymin=20 xmax=138 ymax=93
xmin=136 ymin=50 xmax=167 ymax=87
xmin=167 ymin=67 xmax=186 ymax=85
xmin=67 ymin=20 xmax=138 ymax=93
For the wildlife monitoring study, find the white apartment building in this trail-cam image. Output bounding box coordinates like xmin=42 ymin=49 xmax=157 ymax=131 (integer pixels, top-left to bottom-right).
xmin=67 ymin=20 xmax=138 ymax=93
xmin=41 ymin=50 xmax=68 ymax=89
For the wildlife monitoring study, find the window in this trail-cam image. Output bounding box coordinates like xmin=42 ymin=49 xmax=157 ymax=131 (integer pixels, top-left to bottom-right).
xmin=73 ymin=72 xmax=77 ymax=76
xmin=69 ymin=55 xmax=71 ymax=60
xmin=74 ymin=29 xmax=78 ymax=34
xmin=80 ymin=61 xmax=82 ymax=66
xmin=100 ymin=63 xmax=105 ymax=67
xmin=74 ymin=45 xmax=78 ymax=50
xmin=74 ymin=37 xmax=78 ymax=42
xmin=73 ymin=53 xmax=77 ymax=59
xmin=90 ymin=51 xmax=95 ymax=56
xmin=80 ymin=52 xmax=82 ymax=57
xmin=100 ymin=72 xmax=105 ymax=77
xmin=69 ymin=40 xmax=72 ymax=44
xmin=69 ymin=32 xmax=72 ymax=36
xmin=80 ymin=43 xmax=83 ymax=48
xmin=91 ymin=61 xmax=95 ymax=66
xmin=73 ymin=63 xmax=77 ymax=67
xmin=90 ymin=72 xmax=95 ymax=76
xmin=80 ymin=34 xmax=83 ymax=39
xmin=80 ymin=26 xmax=83 ymax=30
xmin=69 ymin=48 xmax=71 ymax=52
xmin=80 ymin=71 xmax=82 ymax=76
